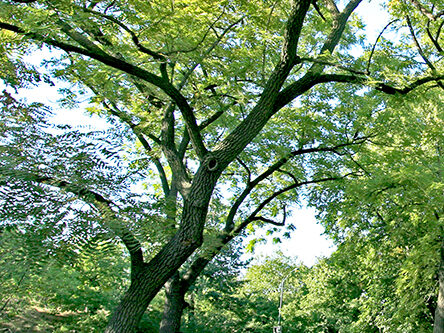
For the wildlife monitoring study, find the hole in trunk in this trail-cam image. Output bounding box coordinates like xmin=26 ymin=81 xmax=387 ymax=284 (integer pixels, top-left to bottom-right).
xmin=208 ymin=158 xmax=218 ymax=171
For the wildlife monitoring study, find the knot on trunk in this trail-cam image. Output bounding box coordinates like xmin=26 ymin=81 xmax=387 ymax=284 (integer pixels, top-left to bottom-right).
xmin=207 ymin=158 xmax=218 ymax=171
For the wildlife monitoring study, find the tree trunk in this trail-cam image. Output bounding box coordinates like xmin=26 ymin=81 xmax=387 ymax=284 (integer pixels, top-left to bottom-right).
xmin=103 ymin=279 xmax=153 ymax=333
xmin=157 ymin=233 xmax=234 ymax=332
xmin=434 ymin=243 xmax=444 ymax=333
xmin=159 ymin=272 xmax=186 ymax=333
xmin=104 ymin=248 xmax=193 ymax=333
xmin=104 ymin=231 xmax=201 ymax=333
xmin=103 ymin=2 xmax=315 ymax=329
xmin=105 ymin=175 xmax=215 ymax=333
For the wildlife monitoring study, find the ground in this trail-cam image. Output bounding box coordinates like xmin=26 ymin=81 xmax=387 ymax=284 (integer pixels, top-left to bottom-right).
xmin=0 ymin=305 xmax=108 ymax=333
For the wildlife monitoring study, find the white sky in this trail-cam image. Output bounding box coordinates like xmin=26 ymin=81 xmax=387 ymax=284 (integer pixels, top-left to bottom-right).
xmin=246 ymin=206 xmax=335 ymax=267
xmin=4 ymin=0 xmax=390 ymax=268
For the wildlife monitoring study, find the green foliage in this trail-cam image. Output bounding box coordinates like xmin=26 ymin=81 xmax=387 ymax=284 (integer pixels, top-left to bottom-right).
xmin=0 ymin=0 xmax=443 ymax=331
xmin=179 ymin=240 xmax=250 ymax=332
xmin=0 ymin=227 xmax=129 ymax=332
xmin=308 ymin=86 xmax=443 ymax=331
xmin=0 ymin=89 xmax=160 ymax=330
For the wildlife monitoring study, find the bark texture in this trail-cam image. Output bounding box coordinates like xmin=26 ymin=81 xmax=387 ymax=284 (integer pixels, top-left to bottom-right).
xmin=159 ymin=272 xmax=186 ymax=333
xmin=105 ymin=168 xmax=219 ymax=332
xmin=1 ymin=0 xmax=443 ymax=332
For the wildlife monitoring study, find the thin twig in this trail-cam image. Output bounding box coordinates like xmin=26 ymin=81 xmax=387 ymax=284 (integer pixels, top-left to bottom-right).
xmin=236 ymin=158 xmax=252 ymax=185
xmin=367 ymin=19 xmax=399 ymax=74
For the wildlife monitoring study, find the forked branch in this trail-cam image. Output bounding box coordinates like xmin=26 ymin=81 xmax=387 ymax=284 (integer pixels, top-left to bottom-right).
xmin=223 ymin=139 xmax=368 ymax=233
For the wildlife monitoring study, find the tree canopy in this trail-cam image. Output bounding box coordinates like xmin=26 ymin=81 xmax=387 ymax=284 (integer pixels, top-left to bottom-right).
xmin=0 ymin=0 xmax=443 ymax=331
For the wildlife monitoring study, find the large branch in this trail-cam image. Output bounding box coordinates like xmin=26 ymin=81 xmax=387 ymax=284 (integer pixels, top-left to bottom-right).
xmin=274 ymin=0 xmax=364 ymax=109
xmin=223 ymin=139 xmax=367 ymax=232
xmin=179 ymin=139 xmax=365 ymax=291
xmin=157 ymin=15 xmax=245 ymax=182
xmin=277 ymin=70 xmax=444 ymax=110
xmin=161 ymin=14 xmax=244 ymax=164
xmin=325 ymin=0 xmax=362 ymax=52
xmin=56 ymin=23 xmax=184 ymax=197
xmin=210 ymin=0 xmax=364 ymax=168
xmin=2 ymin=15 xmax=200 ymax=196
xmin=0 ymin=21 xmax=208 ymax=159
xmin=180 ymin=173 xmax=347 ymax=291
xmin=210 ymin=0 xmax=312 ymax=166
xmin=322 ymin=0 xmax=340 ymax=17
xmin=319 ymin=73 xmax=444 ymax=94
xmin=238 ymin=0 xmax=441 ymax=119
xmin=234 ymin=175 xmax=344 ymax=236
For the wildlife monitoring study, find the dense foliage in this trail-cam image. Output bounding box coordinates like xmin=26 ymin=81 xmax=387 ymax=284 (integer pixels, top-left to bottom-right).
xmin=0 ymin=0 xmax=443 ymax=331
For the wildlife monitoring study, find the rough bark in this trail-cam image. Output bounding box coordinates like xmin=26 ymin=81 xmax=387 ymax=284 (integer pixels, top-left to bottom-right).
xmin=159 ymin=272 xmax=186 ymax=333
xmin=156 ymin=144 xmax=360 ymax=331
xmin=104 ymin=241 xmax=196 ymax=333
xmin=105 ymin=167 xmax=218 ymax=333
xmin=157 ymin=244 xmax=227 ymax=331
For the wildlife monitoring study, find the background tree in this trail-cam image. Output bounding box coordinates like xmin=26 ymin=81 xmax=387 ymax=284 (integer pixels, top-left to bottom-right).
xmin=0 ymin=228 xmax=131 ymax=332
xmin=309 ymin=85 xmax=443 ymax=331
xmin=240 ymin=254 xmax=366 ymax=333
xmin=1 ymin=0 xmax=443 ymax=331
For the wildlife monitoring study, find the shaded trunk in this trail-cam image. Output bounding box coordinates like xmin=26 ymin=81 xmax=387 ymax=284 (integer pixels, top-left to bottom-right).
xmin=104 ymin=245 xmax=195 ymax=333
xmin=434 ymin=242 xmax=444 ymax=333
xmin=105 ymin=200 xmax=209 ymax=332
xmin=103 ymin=278 xmax=153 ymax=333
xmin=159 ymin=272 xmax=186 ymax=333
xmin=157 ymin=234 xmax=233 ymax=332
